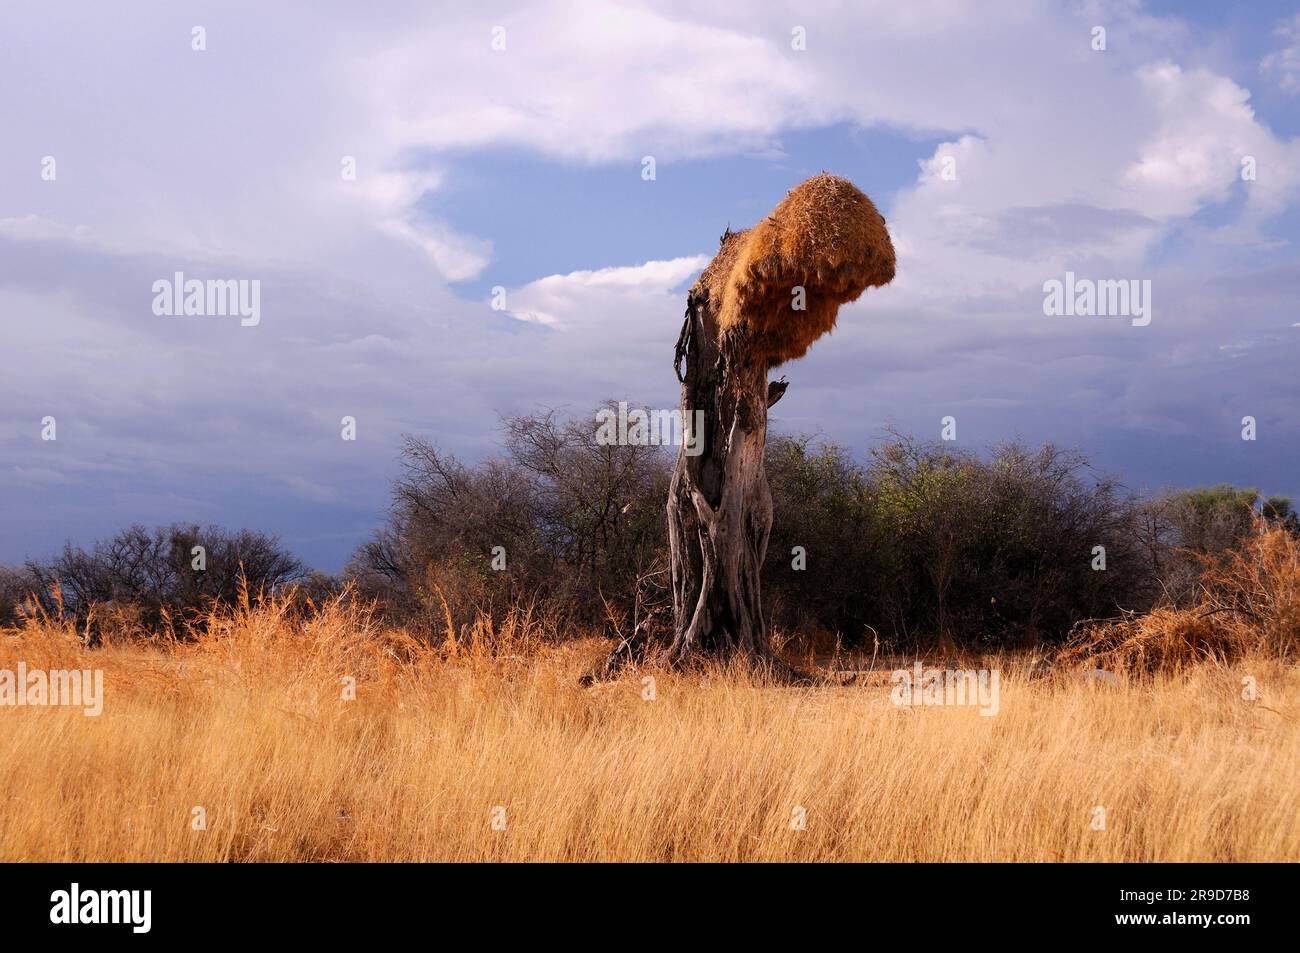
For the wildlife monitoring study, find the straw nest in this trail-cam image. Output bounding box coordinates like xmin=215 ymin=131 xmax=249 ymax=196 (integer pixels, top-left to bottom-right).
xmin=692 ymin=174 xmax=895 ymax=366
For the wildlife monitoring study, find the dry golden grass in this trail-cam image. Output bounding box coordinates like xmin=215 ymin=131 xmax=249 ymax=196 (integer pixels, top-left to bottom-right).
xmin=2 ymin=593 xmax=1296 ymax=862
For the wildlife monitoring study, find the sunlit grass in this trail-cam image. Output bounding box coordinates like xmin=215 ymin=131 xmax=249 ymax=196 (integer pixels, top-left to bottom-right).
xmin=1 ymin=594 xmax=1295 ymax=862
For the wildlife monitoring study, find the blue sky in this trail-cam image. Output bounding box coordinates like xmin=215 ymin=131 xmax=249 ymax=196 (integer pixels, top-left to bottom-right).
xmin=2 ymin=0 xmax=1300 ymax=571
xmin=434 ymin=123 xmax=943 ymax=297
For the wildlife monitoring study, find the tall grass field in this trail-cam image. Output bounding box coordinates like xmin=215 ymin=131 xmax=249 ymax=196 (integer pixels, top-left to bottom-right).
xmin=2 ymin=585 xmax=1295 ymax=862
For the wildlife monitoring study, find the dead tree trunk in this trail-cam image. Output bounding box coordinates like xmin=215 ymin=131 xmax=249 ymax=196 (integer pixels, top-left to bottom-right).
xmin=664 ymin=293 xmax=777 ymax=665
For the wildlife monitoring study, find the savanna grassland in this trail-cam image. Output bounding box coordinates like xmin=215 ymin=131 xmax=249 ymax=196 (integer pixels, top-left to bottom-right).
xmin=2 ymin=586 xmax=1296 ymax=863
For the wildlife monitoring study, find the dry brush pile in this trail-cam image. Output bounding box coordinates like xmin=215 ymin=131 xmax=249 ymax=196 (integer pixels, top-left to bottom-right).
xmin=1059 ymin=524 xmax=1300 ymax=675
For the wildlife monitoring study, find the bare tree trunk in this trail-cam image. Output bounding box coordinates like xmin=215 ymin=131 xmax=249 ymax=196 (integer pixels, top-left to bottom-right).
xmin=663 ymin=292 xmax=777 ymax=665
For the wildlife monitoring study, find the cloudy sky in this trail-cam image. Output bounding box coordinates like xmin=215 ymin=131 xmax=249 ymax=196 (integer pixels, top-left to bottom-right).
xmin=3 ymin=0 xmax=1299 ymax=571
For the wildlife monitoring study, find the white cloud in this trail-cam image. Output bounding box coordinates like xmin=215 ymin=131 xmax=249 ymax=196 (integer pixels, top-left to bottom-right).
xmin=1123 ymin=62 xmax=1300 ymax=219
xmin=378 ymin=218 xmax=492 ymax=282
xmin=363 ymin=3 xmax=822 ymax=163
xmin=507 ymin=255 xmax=709 ymax=330
xmin=1262 ymin=13 xmax=1300 ymax=93
xmin=0 ymin=215 xmax=94 ymax=244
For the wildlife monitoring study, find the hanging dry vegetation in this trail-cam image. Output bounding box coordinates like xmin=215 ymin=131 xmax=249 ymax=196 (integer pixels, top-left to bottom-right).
xmin=701 ymin=173 xmax=896 ymax=366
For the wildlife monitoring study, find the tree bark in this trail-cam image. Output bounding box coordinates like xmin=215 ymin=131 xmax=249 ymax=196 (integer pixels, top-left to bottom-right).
xmin=664 ymin=291 xmax=777 ymax=666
